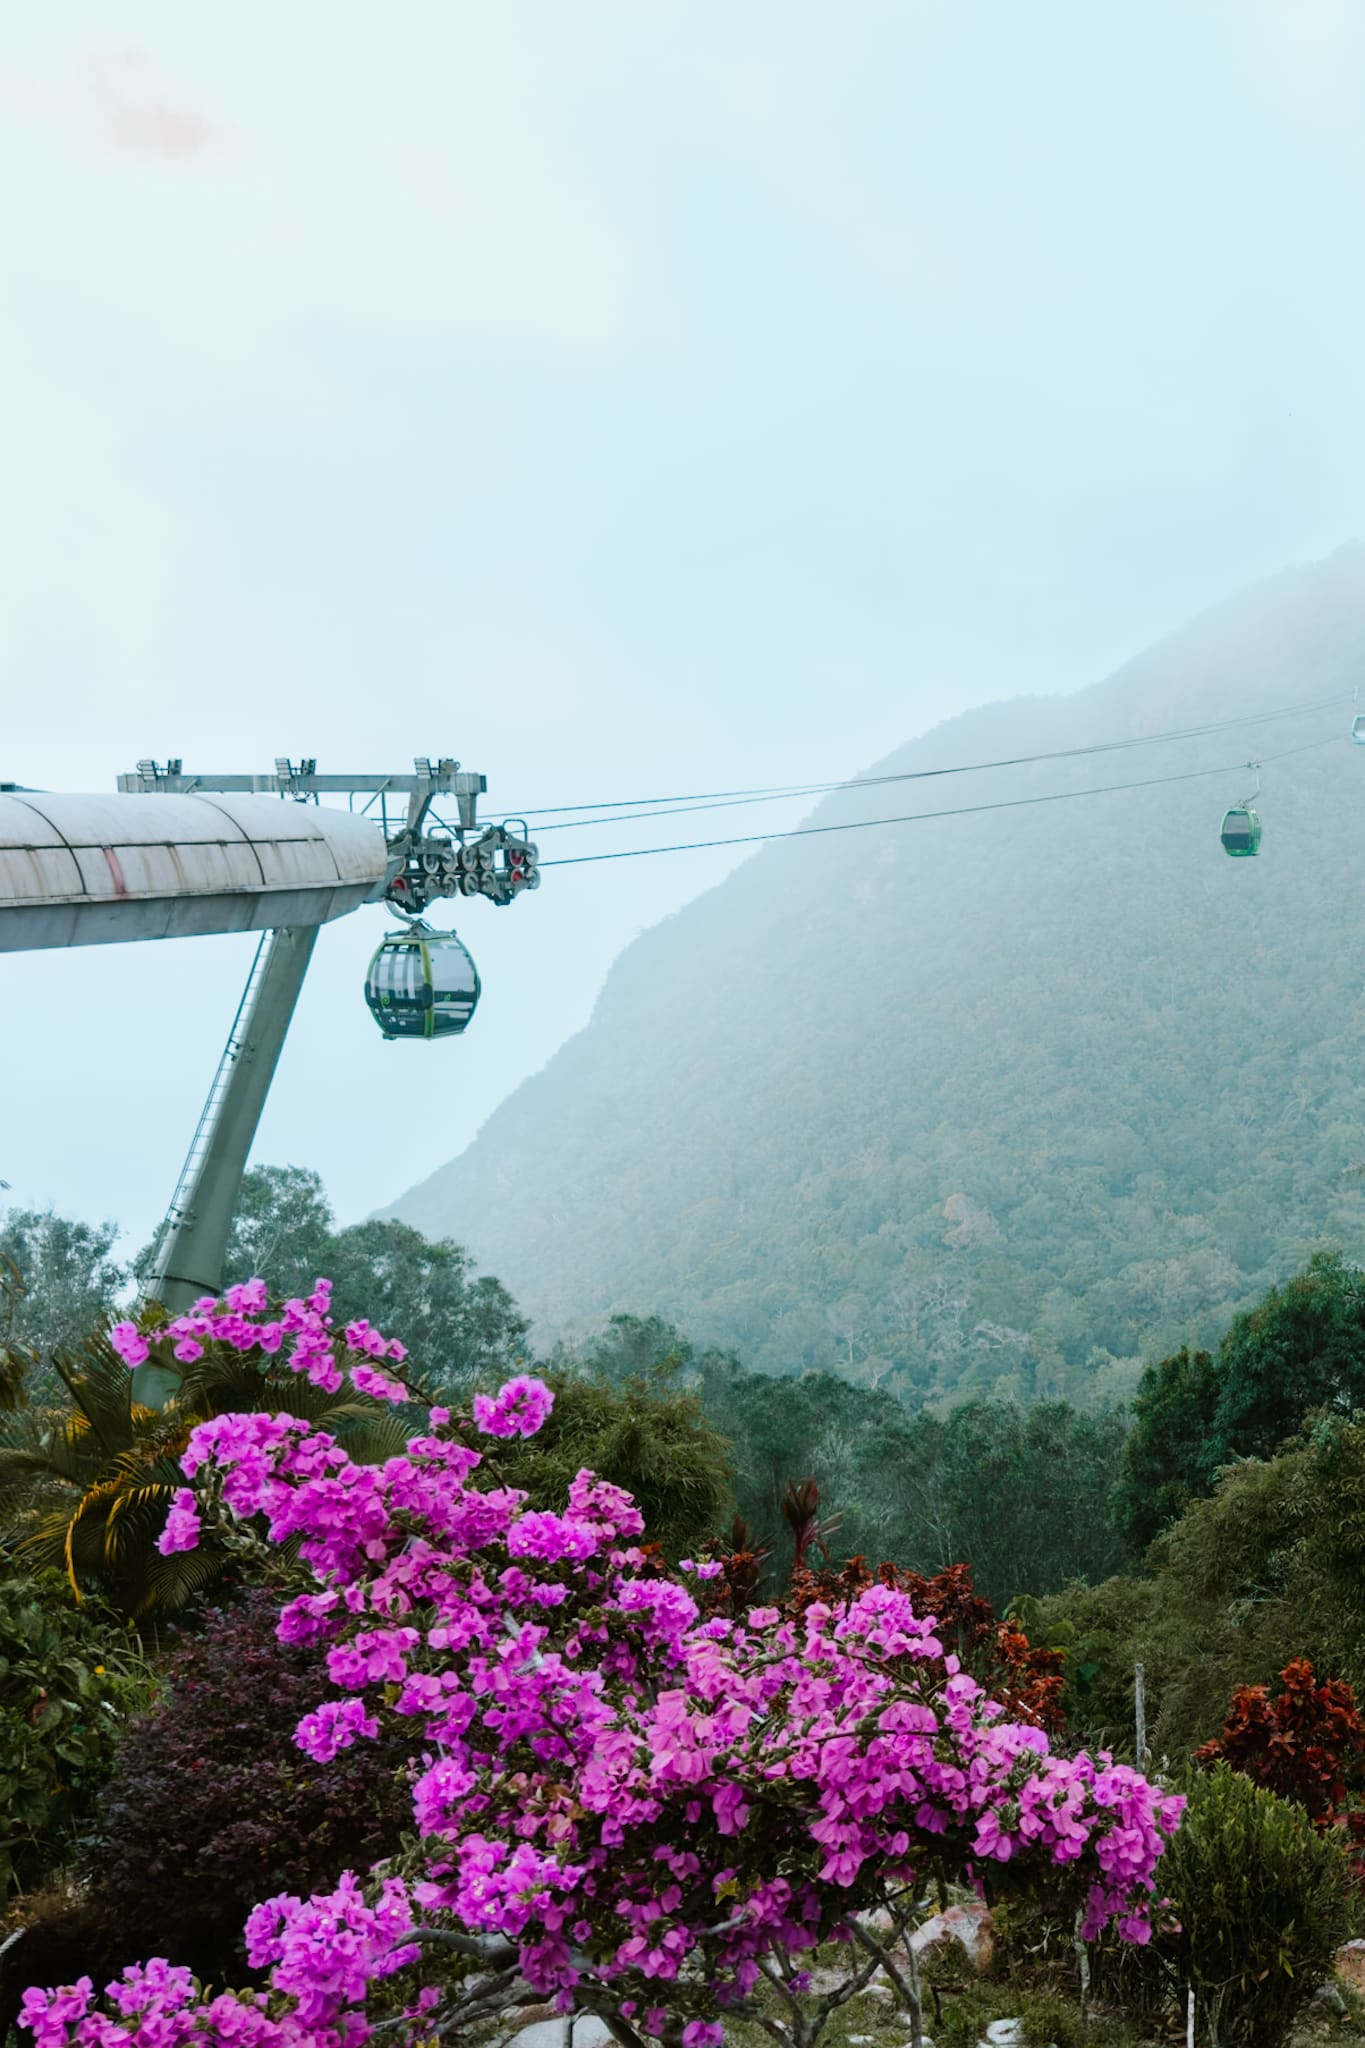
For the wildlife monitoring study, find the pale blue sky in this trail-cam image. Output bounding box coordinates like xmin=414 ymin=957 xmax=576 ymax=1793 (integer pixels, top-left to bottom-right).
xmin=3 ymin=2 xmax=1365 ymax=1252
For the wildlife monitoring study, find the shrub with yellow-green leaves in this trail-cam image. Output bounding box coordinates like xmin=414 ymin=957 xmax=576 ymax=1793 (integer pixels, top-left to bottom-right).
xmin=0 ymin=1570 xmax=148 ymax=1896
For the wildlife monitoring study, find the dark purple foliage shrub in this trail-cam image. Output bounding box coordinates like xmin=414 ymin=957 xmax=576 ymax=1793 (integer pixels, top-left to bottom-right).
xmin=85 ymin=1590 xmax=411 ymax=1982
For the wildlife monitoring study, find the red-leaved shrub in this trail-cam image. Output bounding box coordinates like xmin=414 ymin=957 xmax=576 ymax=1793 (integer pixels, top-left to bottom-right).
xmin=1195 ymin=1657 xmax=1365 ymax=1880
xmin=1194 ymin=1658 xmax=1365 ymax=1823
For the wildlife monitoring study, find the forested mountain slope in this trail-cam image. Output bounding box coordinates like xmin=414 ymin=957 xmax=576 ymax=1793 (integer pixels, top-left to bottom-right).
xmin=391 ymin=545 xmax=1365 ymax=1405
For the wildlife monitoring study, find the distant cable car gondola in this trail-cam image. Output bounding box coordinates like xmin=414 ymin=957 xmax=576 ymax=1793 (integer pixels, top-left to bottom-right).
xmin=1220 ymin=806 xmax=1261 ymax=857
xmin=364 ymin=923 xmax=481 ymax=1039
xmin=1220 ymin=763 xmax=1262 ymax=858
xmin=1352 ymin=714 xmax=1365 ymax=745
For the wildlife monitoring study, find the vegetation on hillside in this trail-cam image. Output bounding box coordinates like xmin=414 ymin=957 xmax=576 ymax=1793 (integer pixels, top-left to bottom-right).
xmin=1033 ymin=1407 xmax=1365 ymax=1758
xmin=1114 ymin=1250 xmax=1365 ymax=1549
xmin=563 ymin=1310 xmax=1130 ymax=1604
xmin=391 ymin=549 xmax=1365 ymax=1399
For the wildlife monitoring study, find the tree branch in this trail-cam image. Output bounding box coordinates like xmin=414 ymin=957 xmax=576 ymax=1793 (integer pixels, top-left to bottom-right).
xmin=846 ymin=1915 xmax=926 ymax=2048
xmin=405 ymin=1926 xmax=518 ymax=1963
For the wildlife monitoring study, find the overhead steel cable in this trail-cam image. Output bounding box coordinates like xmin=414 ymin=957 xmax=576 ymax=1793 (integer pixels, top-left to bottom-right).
xmin=511 ymin=692 xmax=1351 ymax=831
xmin=537 ymin=734 xmax=1340 ymax=870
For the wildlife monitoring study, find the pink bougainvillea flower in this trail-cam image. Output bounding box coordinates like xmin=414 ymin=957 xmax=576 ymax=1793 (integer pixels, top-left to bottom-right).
xmin=472 ymin=1374 xmax=555 ymax=1438
xmin=20 ymin=1355 xmax=1182 ymax=2048
xmin=109 ymin=1321 xmax=149 ymax=1369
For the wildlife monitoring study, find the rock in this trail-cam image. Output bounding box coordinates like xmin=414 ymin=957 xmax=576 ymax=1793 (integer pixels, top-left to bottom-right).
xmin=505 ymin=2020 xmax=617 ymax=2048
xmin=851 ymin=2036 xmax=934 ymax=2047
xmin=804 ymin=1969 xmax=852 ymax=1996
xmin=1314 ymin=1979 xmax=1348 ymax=2015
xmin=508 ymin=2007 xmax=560 ymax=2032
xmin=976 ymin=2028 xmax=1056 ymax=2048
xmin=909 ymin=1901 xmax=994 ymax=1972
xmin=1337 ymin=1939 xmax=1365 ymax=1994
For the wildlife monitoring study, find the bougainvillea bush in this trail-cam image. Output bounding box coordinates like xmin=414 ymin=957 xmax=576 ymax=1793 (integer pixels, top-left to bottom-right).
xmin=21 ymin=1281 xmax=1184 ymax=2048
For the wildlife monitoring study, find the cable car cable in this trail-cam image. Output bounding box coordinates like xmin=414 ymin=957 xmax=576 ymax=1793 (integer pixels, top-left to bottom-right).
xmin=519 ymin=695 xmax=1346 ymax=826
xmin=537 ymin=734 xmax=1339 ymax=870
xmin=508 ymin=691 xmax=1351 ymax=825
xmin=529 ymin=709 xmax=1341 ymax=835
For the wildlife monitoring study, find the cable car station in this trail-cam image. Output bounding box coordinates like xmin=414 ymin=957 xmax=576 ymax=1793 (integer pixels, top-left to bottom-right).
xmin=0 ymin=757 xmax=539 ymax=1321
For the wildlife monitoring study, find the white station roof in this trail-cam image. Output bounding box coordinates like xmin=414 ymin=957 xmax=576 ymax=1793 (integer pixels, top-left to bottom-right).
xmin=0 ymin=791 xmax=390 ymax=951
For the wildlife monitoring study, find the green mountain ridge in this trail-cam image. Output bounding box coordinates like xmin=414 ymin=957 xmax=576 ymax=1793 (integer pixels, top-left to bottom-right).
xmin=390 ymin=543 xmax=1365 ymax=1406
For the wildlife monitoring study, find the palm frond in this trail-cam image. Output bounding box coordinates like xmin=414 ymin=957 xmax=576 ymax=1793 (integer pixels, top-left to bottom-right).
xmin=46 ymin=1333 xmax=146 ymax=1454
xmin=0 ymin=1310 xmax=428 ymax=1616
xmin=102 ymin=1482 xmax=182 ymax=1564
xmin=19 ymin=1446 xmax=188 ymax=1598
xmin=334 ymin=1408 xmax=414 ymax=1463
xmin=0 ymin=1344 xmax=31 ymax=1412
xmin=139 ymin=1540 xmax=237 ymax=1616
xmin=171 ymin=1349 xmax=269 ymax=1417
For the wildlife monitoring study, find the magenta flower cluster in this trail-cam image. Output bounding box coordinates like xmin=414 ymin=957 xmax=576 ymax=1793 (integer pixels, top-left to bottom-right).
xmin=28 ymin=1284 xmax=1184 ymax=2048
xmin=19 ymin=1878 xmax=428 ymax=2048
xmin=111 ymin=1277 xmax=410 ymax=1406
xmin=471 ymin=1373 xmax=556 ymax=1438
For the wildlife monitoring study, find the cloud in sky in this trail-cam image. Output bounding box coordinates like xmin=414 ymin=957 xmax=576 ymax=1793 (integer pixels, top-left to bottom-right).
xmin=83 ymin=41 xmax=228 ymax=163
xmin=0 ymin=36 xmax=231 ymax=167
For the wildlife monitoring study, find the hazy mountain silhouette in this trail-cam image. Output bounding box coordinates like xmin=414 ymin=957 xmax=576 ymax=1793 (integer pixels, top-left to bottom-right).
xmin=389 ymin=544 xmax=1365 ymax=1406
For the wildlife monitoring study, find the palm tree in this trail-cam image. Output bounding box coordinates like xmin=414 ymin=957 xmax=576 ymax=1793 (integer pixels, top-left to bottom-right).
xmin=0 ymin=1329 xmax=411 ymax=1621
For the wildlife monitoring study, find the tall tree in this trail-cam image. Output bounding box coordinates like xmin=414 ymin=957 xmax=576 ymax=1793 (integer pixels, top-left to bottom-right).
xmin=566 ymin=1315 xmax=1128 ymax=1603
xmin=1035 ymin=1414 xmax=1365 ymax=1758
xmin=1212 ymin=1250 xmax=1365 ymax=1463
xmin=1112 ymin=1254 xmax=1365 ymax=1556
xmin=220 ymin=1163 xmax=333 ymax=1287
xmin=566 ymin=1312 xmax=700 ymax=1385
xmin=220 ymin=1165 xmax=530 ymax=1393
xmin=896 ymin=1398 xmax=1131 ymax=1606
xmin=0 ymin=1208 xmax=126 ymax=1361
xmin=1111 ymin=1345 xmax=1221 ymax=1554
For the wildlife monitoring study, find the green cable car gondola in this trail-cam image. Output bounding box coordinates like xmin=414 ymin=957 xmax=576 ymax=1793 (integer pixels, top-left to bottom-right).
xmin=1220 ymin=764 xmax=1262 ymax=858
xmin=364 ymin=923 xmax=481 ymax=1040
xmin=1220 ymin=805 xmax=1261 ymax=857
